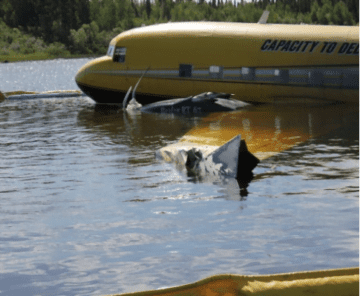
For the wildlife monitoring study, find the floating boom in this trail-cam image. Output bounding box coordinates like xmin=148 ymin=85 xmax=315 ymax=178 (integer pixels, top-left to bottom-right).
xmin=0 ymin=90 xmax=85 ymax=102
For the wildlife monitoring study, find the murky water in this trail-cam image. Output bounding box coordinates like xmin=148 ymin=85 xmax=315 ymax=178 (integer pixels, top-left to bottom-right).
xmin=0 ymin=59 xmax=358 ymax=296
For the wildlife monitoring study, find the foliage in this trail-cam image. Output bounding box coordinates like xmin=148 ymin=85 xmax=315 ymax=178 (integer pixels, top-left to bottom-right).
xmin=70 ymin=21 xmax=116 ymax=54
xmin=0 ymin=0 xmax=358 ymax=59
xmin=0 ymin=20 xmax=69 ymax=59
xmin=45 ymin=42 xmax=70 ymax=57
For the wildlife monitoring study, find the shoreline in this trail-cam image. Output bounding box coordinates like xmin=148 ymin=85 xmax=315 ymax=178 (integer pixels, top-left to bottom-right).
xmin=0 ymin=52 xmax=100 ymax=63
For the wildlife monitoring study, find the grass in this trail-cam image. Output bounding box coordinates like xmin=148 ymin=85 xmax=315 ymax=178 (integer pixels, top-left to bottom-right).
xmin=0 ymin=51 xmax=54 ymax=63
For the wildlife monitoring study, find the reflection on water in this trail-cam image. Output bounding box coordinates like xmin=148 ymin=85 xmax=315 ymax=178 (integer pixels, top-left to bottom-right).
xmin=179 ymin=103 xmax=356 ymax=161
xmin=78 ymin=105 xmax=200 ymax=149
xmin=0 ymin=59 xmax=358 ymax=296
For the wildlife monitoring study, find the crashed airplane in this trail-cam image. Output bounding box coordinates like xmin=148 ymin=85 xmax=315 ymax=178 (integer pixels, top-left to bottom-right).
xmin=75 ymin=16 xmax=359 ymax=105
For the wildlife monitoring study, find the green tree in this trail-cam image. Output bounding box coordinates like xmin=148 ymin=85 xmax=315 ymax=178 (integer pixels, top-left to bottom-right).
xmin=146 ymin=0 xmax=152 ymax=18
xmin=7 ymin=0 xmax=38 ymax=29
xmin=310 ymin=1 xmax=320 ymax=23
xmin=316 ymin=0 xmax=333 ymax=24
xmin=331 ymin=1 xmax=354 ymax=25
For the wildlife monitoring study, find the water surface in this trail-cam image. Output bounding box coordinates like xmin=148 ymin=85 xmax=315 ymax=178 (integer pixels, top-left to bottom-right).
xmin=0 ymin=59 xmax=358 ymax=296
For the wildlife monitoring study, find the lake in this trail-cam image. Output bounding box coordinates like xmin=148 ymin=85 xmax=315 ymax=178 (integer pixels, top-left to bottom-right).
xmin=0 ymin=58 xmax=358 ymax=296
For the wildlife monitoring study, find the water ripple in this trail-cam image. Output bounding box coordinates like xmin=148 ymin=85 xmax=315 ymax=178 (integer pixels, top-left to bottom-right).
xmin=0 ymin=59 xmax=358 ymax=296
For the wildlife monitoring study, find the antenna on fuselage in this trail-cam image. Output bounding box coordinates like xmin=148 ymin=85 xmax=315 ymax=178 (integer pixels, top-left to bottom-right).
xmin=257 ymin=10 xmax=270 ymax=24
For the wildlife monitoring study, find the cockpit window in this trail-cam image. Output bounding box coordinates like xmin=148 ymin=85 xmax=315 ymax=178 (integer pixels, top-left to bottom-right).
xmin=107 ymin=45 xmax=115 ymax=57
xmin=114 ymin=47 xmax=126 ymax=63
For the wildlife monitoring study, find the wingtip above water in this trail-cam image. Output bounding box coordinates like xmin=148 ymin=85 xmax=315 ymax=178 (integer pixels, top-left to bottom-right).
xmin=157 ymin=134 xmax=259 ymax=180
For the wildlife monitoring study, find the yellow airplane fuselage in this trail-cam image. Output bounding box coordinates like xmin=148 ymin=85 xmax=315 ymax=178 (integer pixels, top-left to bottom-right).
xmin=75 ymin=22 xmax=359 ymax=105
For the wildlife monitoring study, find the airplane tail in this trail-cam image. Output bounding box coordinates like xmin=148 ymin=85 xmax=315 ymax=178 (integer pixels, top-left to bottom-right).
xmin=257 ymin=10 xmax=270 ymax=24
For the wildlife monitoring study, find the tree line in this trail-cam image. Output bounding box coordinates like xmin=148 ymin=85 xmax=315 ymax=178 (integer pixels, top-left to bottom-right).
xmin=0 ymin=0 xmax=358 ymax=57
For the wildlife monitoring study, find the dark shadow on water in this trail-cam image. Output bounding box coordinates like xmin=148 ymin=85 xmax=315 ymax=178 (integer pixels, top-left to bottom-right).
xmin=77 ymin=104 xmax=201 ymax=149
xmin=237 ymin=172 xmax=254 ymax=198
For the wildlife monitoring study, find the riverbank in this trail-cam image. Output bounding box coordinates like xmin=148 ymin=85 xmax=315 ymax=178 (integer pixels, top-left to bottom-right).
xmin=0 ymin=52 xmax=99 ymax=63
xmin=0 ymin=20 xmax=101 ymax=63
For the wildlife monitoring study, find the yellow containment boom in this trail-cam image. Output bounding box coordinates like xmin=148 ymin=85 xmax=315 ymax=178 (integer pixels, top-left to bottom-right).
xmin=0 ymin=90 xmax=85 ymax=102
xmin=106 ymin=267 xmax=359 ymax=296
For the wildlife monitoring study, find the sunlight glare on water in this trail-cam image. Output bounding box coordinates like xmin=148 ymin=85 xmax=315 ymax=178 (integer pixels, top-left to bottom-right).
xmin=0 ymin=59 xmax=358 ymax=296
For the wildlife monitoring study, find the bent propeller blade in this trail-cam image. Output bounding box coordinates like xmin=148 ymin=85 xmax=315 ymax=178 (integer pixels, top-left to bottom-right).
xmin=123 ymin=86 xmax=132 ymax=108
xmin=131 ymin=67 xmax=150 ymax=101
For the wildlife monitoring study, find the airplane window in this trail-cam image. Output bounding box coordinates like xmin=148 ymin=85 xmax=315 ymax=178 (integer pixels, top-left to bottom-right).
xmin=114 ymin=47 xmax=126 ymax=63
xmin=209 ymin=66 xmax=220 ymax=73
xmin=209 ymin=65 xmax=223 ymax=79
xmin=179 ymin=64 xmax=192 ymax=77
xmin=107 ymin=45 xmax=115 ymax=57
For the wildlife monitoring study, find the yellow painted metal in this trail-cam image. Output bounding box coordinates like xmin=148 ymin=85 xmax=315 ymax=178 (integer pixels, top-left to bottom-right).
xmin=76 ymin=22 xmax=359 ymax=104
xmin=4 ymin=91 xmax=37 ymax=95
xmin=112 ymin=23 xmax=358 ymax=69
xmin=105 ymin=267 xmax=359 ymax=296
xmin=0 ymin=90 xmax=84 ymax=101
